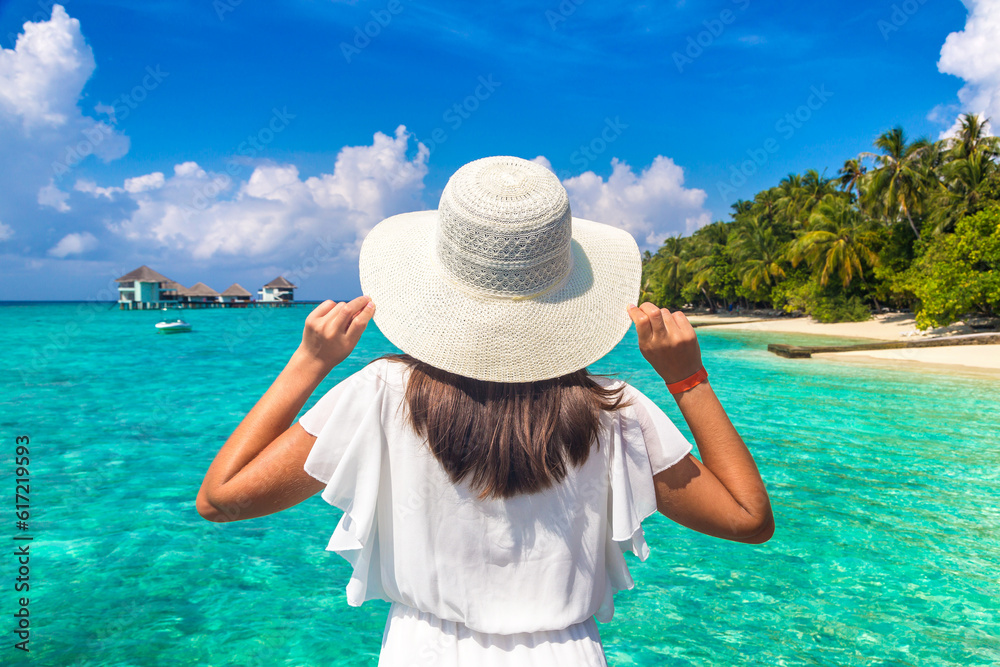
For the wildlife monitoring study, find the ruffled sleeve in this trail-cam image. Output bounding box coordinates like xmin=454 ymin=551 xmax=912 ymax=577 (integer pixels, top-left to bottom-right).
xmin=299 ymin=359 xmax=391 ymax=606
xmin=623 ymin=382 xmax=696 ymax=477
xmin=597 ymin=379 xmax=693 ymax=623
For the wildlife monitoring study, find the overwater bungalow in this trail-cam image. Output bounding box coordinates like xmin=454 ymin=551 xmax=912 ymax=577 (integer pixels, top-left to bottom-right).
xmin=161 ymin=280 xmax=184 ymax=304
xmin=115 ymin=265 xmax=174 ymax=310
xmin=221 ymin=283 xmax=252 ymax=305
xmin=179 ymin=282 xmax=221 ymax=304
xmin=258 ymin=276 xmax=297 ymax=302
xmin=115 ymin=266 xmax=305 ymax=309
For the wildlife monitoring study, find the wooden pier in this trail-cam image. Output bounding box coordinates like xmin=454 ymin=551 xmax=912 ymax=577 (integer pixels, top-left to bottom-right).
xmin=119 ymin=301 xmax=324 ymax=311
xmin=768 ymin=333 xmax=1000 ymax=359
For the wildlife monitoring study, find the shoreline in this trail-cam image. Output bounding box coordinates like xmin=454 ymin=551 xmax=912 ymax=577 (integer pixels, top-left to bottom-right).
xmin=687 ymin=312 xmax=1000 ymax=375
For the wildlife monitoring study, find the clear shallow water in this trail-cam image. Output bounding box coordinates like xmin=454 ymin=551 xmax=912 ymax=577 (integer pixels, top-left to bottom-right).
xmin=2 ymin=302 xmax=998 ymax=666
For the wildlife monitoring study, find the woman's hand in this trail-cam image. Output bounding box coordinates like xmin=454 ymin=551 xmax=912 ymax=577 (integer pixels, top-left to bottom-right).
xmin=627 ymin=302 xmax=704 ymax=384
xmin=294 ymin=296 xmax=375 ymax=376
xmin=197 ymin=299 xmax=376 ymax=524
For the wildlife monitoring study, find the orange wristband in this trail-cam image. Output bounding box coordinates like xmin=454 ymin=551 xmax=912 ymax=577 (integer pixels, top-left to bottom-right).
xmin=666 ymin=367 xmax=708 ymax=395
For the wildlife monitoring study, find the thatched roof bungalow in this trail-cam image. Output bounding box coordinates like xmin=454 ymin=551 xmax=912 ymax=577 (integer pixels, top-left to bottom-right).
xmin=115 ymin=265 xmax=174 ymax=307
xmin=178 ymin=282 xmax=221 ymax=303
xmin=258 ymin=276 xmax=297 ymax=302
xmin=221 ymin=283 xmax=252 ymax=303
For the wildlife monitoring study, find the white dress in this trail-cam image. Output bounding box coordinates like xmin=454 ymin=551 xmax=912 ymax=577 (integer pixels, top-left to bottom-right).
xmin=298 ymin=358 xmax=693 ymax=666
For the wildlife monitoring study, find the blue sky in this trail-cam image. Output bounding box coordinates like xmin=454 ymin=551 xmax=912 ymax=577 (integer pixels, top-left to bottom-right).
xmin=0 ymin=0 xmax=992 ymax=300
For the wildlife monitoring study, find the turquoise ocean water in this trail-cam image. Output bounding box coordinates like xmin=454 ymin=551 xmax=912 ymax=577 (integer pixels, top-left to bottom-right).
xmin=2 ymin=302 xmax=998 ymax=666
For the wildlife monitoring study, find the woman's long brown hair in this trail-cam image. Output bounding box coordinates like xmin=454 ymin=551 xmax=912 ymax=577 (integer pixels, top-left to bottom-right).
xmin=372 ymin=353 xmax=633 ymax=500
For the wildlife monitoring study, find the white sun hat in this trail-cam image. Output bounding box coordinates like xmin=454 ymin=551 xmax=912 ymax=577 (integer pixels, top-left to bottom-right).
xmin=358 ymin=155 xmax=641 ymax=383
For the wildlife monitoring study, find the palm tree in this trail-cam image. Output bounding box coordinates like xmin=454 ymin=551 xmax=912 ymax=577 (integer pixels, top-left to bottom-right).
xmin=860 ymin=126 xmax=933 ymax=239
xmin=945 ymin=113 xmax=999 ymax=161
xmin=752 ymin=188 xmax=781 ymax=224
xmin=775 ymin=173 xmax=808 ymax=229
xmin=687 ymin=256 xmax=717 ymax=311
xmin=731 ymin=199 xmax=753 ymax=218
xmin=638 ymin=250 xmax=655 ymax=301
xmin=929 ymin=149 xmax=997 ymax=234
xmin=655 ymin=235 xmax=688 ymax=299
xmin=788 ymin=196 xmax=879 ymax=288
xmin=693 ymin=219 xmax=730 ymax=247
xmin=638 ymin=274 xmax=655 ymax=304
xmin=838 ymin=158 xmax=866 ymax=203
xmin=686 ymin=221 xmax=730 ymax=312
xmin=802 ymin=169 xmax=836 ymax=210
xmin=731 ymin=216 xmax=786 ymax=296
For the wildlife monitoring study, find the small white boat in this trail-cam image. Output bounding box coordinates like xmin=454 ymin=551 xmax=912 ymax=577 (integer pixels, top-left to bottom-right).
xmin=155 ymin=318 xmax=192 ymax=333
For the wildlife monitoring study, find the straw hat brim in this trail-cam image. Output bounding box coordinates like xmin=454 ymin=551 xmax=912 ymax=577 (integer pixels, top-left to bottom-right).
xmin=359 ymin=210 xmax=641 ymax=383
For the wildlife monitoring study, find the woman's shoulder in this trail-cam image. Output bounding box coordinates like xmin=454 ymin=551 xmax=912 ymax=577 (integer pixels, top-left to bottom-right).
xmin=590 ymin=374 xmax=688 ymax=439
xmin=595 ymin=373 xmax=693 ymax=473
xmin=320 ymin=357 xmax=408 ymax=397
xmin=364 ymin=356 xmax=411 ymax=389
xmin=588 ymin=373 xmax=644 ymax=406
xmin=589 ymin=373 xmax=629 ymax=391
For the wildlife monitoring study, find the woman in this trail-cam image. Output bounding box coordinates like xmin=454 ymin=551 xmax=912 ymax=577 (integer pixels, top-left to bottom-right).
xmin=196 ymin=156 xmax=773 ymax=665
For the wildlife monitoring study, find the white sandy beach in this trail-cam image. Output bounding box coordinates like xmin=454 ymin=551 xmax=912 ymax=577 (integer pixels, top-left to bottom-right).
xmin=812 ymin=346 xmax=1000 ymax=372
xmin=686 ymin=312 xmax=1000 ymax=373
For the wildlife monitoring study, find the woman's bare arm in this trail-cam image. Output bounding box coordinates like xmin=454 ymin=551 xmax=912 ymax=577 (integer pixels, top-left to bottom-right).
xmin=196 ymin=296 xmax=374 ymax=522
xmin=655 ymin=381 xmax=774 ymax=543
xmin=627 ymin=303 xmax=774 ymax=544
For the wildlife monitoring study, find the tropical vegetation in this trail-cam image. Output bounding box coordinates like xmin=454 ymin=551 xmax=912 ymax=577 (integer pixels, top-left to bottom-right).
xmin=640 ymin=113 xmax=1000 ymax=328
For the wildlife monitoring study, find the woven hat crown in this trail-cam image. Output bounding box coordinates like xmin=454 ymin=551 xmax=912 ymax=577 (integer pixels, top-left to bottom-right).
xmin=435 ymin=156 xmax=572 ymax=299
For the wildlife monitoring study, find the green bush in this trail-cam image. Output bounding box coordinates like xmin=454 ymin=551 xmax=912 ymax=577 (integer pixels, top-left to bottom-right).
xmin=807 ymin=295 xmax=871 ymax=323
xmin=768 ymin=268 xmax=810 ymax=313
xmin=904 ymin=205 xmax=1000 ymax=329
xmin=778 ymin=277 xmax=870 ymax=322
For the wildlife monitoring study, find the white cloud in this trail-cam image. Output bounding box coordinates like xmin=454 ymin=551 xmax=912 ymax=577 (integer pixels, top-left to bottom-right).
xmin=123 ymin=172 xmax=164 ymax=193
xmin=531 ymin=155 xmax=554 ymax=171
xmin=0 ymin=5 xmax=128 ymax=158
xmin=73 ymin=178 xmax=121 ymax=199
xmin=0 ymin=4 xmax=91 ymax=127
xmin=174 ymin=161 xmax=206 ymax=178
xmin=0 ymin=5 xmax=131 ymax=262
xmin=0 ymin=222 xmax=13 ymax=241
xmin=533 ymin=154 xmax=710 ymax=246
xmin=94 ymin=102 xmax=116 ymax=123
xmin=86 ymin=125 xmax=429 ymax=261
xmin=38 ymin=180 xmax=70 ymax=211
xmin=48 ymin=231 xmax=97 ymax=257
xmin=72 ymin=129 xmax=706 ymax=266
xmin=937 ymin=0 xmax=1000 ymax=137
xmin=559 ymin=156 xmax=710 ymax=247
